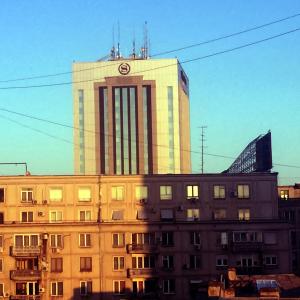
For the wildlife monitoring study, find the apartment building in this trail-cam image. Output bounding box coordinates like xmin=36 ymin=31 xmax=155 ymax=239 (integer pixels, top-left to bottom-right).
xmin=0 ymin=172 xmax=291 ymax=300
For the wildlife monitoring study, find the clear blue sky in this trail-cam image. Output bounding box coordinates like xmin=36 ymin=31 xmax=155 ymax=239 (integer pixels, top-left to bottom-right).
xmin=0 ymin=0 xmax=299 ymax=184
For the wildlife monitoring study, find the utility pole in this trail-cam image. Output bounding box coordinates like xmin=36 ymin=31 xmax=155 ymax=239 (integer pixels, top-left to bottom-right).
xmin=199 ymin=126 xmax=207 ymax=174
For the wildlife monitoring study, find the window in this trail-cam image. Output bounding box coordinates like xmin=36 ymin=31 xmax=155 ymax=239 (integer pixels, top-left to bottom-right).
xmin=163 ymin=279 xmax=175 ymax=294
xmin=50 ymin=234 xmax=63 ymax=248
xmin=49 ymin=188 xmax=63 ymax=202
xmin=187 ymin=209 xmax=200 ymax=221
xmin=238 ymin=209 xmax=250 ymax=221
xmin=113 ymin=256 xmax=125 ymax=271
xmin=51 ymin=282 xmax=63 ymax=296
xmin=237 ymin=184 xmax=250 ymax=199
xmin=237 ymin=256 xmax=257 ymax=267
xmin=80 ymin=257 xmax=92 ymax=272
xmin=216 ymin=255 xmax=228 ymax=267
xmin=21 ymin=188 xmax=33 ymax=202
xmin=160 ymin=185 xmax=172 ymax=200
xmin=214 ymin=185 xmax=226 ymax=199
xmin=135 ymin=186 xmax=148 ymax=201
xmin=0 ymin=213 xmax=3 ymax=224
xmin=79 ymin=233 xmax=91 ymax=247
xmin=0 ymin=259 xmax=3 ymax=272
xmin=50 ymin=211 xmax=63 ymax=222
xmin=112 ymin=233 xmax=125 ymax=248
xmin=190 ymin=255 xmax=201 ymax=269
xmin=233 ymin=231 xmax=262 ymax=243
xmin=0 ymin=188 xmax=4 ymax=203
xmin=78 ymin=187 xmax=91 ymax=202
xmin=264 ymin=255 xmax=278 ymax=266
xmin=79 ymin=210 xmax=92 ymax=221
xmin=0 ymin=283 xmax=3 ymax=296
xmin=112 ymin=186 xmax=124 ymax=201
xmin=112 ymin=210 xmax=124 ymax=220
xmin=132 ymin=255 xmax=155 ymax=269
xmin=190 ymin=232 xmax=201 ymax=245
xmin=0 ymin=235 xmax=3 ymax=249
xmin=132 ymin=233 xmax=155 ymax=245
xmin=280 ymin=190 xmax=289 ymax=200
xmin=186 ymin=185 xmax=199 ymax=200
xmin=113 ymin=280 xmax=125 ymax=294
xmin=80 ymin=281 xmax=92 ymax=296
xmin=51 ymin=258 xmax=63 ymax=272
xmin=214 ymin=209 xmax=226 ymax=220
xmin=15 ymin=234 xmax=39 ymax=247
xmin=162 ymin=255 xmax=174 ymax=269
xmin=160 ymin=209 xmax=174 ymax=221
xmin=20 ymin=211 xmax=33 ymax=222
xmin=161 ymin=232 xmax=174 ymax=247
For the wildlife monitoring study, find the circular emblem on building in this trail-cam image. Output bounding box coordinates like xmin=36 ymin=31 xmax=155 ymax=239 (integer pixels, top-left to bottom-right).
xmin=118 ymin=63 xmax=131 ymax=75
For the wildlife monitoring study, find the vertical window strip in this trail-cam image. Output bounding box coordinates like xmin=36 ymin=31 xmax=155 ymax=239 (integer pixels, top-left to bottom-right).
xmin=167 ymin=87 xmax=175 ymax=173
xmin=130 ymin=87 xmax=137 ymax=174
xmin=103 ymin=88 xmax=109 ymax=174
xmin=143 ymin=87 xmax=149 ymax=174
xmin=122 ymin=88 xmax=129 ymax=174
xmin=114 ymin=88 xmax=122 ymax=174
xmin=78 ymin=89 xmax=85 ymax=174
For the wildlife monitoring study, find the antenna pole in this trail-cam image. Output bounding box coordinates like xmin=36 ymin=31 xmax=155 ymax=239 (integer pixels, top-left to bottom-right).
xmin=117 ymin=21 xmax=120 ymax=59
xmin=200 ymin=126 xmax=207 ymax=174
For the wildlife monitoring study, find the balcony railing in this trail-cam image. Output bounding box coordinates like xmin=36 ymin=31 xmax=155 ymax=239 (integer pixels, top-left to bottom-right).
xmin=10 ymin=269 xmax=41 ymax=280
xmin=127 ymin=268 xmax=157 ymax=278
xmin=10 ymin=246 xmax=41 ymax=257
xmin=231 ymin=242 xmax=263 ymax=252
xmin=10 ymin=296 xmax=41 ymax=300
xmin=127 ymin=244 xmax=158 ymax=253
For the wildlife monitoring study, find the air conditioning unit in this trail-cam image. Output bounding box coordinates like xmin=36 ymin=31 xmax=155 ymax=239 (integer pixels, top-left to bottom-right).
xmin=52 ymin=248 xmax=61 ymax=254
xmin=177 ymin=205 xmax=184 ymax=211
xmin=183 ymin=264 xmax=190 ymax=270
xmin=32 ymin=200 xmax=37 ymax=204
xmin=39 ymin=288 xmax=45 ymax=293
xmin=230 ymin=191 xmax=237 ymax=198
xmin=4 ymin=292 xmax=9 ymax=297
xmin=38 ymin=211 xmax=45 ymax=217
xmin=0 ymin=247 xmax=3 ymax=253
xmin=195 ymin=244 xmax=202 ymax=251
xmin=139 ymin=198 xmax=148 ymax=204
xmin=42 ymin=200 xmax=48 ymax=205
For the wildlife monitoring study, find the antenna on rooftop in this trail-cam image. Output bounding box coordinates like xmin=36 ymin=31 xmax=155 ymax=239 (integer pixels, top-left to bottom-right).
xmin=132 ymin=29 xmax=136 ymax=59
xmin=117 ymin=21 xmax=121 ymax=59
xmin=110 ymin=24 xmax=116 ymax=60
xmin=141 ymin=21 xmax=149 ymax=59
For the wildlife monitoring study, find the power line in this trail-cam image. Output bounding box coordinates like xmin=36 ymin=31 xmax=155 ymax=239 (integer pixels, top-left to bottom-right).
xmin=0 ymin=27 xmax=299 ymax=90
xmin=0 ymin=109 xmax=299 ymax=170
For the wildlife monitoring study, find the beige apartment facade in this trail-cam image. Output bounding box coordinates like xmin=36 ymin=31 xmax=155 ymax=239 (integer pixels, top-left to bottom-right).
xmin=0 ymin=172 xmax=292 ymax=300
xmin=73 ymin=58 xmax=191 ymax=175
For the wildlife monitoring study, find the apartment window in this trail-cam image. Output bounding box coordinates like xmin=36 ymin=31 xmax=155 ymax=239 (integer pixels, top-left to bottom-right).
xmin=15 ymin=234 xmax=38 ymax=247
xmin=113 ymin=280 xmax=125 ymax=295
xmin=238 ymin=209 xmax=250 ymax=221
xmin=80 ymin=281 xmax=92 ymax=296
xmin=132 ymin=255 xmax=155 ymax=269
xmin=186 ymin=185 xmax=199 ymax=199
xmin=190 ymin=255 xmax=201 ymax=269
xmin=21 ymin=188 xmax=33 ymax=202
xmin=187 ymin=209 xmax=200 ymax=221
xmin=0 ymin=259 xmax=3 ymax=272
xmin=50 ymin=211 xmax=63 ymax=222
xmin=160 ymin=209 xmax=174 ymax=221
xmin=49 ymin=188 xmax=63 ymax=202
xmin=162 ymin=255 xmax=174 ymax=269
xmin=113 ymin=256 xmax=125 ymax=271
xmin=51 ymin=282 xmax=63 ymax=296
xmin=112 ymin=186 xmax=124 ymax=201
xmin=137 ymin=209 xmax=148 ymax=220
xmin=0 ymin=235 xmax=3 ymax=249
xmin=160 ymin=185 xmax=172 ymax=200
xmin=237 ymin=256 xmax=256 ymax=267
xmin=51 ymin=258 xmax=63 ymax=273
xmin=132 ymin=233 xmax=155 ymax=245
xmin=20 ymin=211 xmax=33 ymax=222
xmin=0 ymin=213 xmax=3 ymax=224
xmin=216 ymin=255 xmax=228 ymax=267
xmin=264 ymin=255 xmax=278 ymax=266
xmin=112 ymin=233 xmax=125 ymax=248
xmin=78 ymin=187 xmax=91 ymax=202
xmin=0 ymin=188 xmax=4 ymax=203
xmin=79 ymin=233 xmax=91 ymax=247
xmin=79 ymin=210 xmax=92 ymax=221
xmin=112 ymin=210 xmax=124 ymax=221
xmin=280 ymin=190 xmax=289 ymax=200
xmin=161 ymin=232 xmax=174 ymax=247
xmin=80 ymin=257 xmax=92 ymax=272
xmin=190 ymin=232 xmax=201 ymax=245
xmin=214 ymin=185 xmax=226 ymax=199
xmin=135 ymin=186 xmax=148 ymax=201
xmin=233 ymin=231 xmax=262 ymax=243
xmin=163 ymin=279 xmax=175 ymax=294
xmin=237 ymin=184 xmax=250 ymax=199
xmin=50 ymin=234 xmax=63 ymax=248
xmin=214 ymin=209 xmax=226 ymax=220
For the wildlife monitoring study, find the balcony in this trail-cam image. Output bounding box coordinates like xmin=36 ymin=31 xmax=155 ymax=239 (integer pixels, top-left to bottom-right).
xmin=10 ymin=296 xmax=41 ymax=300
xmin=236 ymin=266 xmax=263 ymax=275
xmin=127 ymin=244 xmax=158 ymax=254
xmin=10 ymin=246 xmax=41 ymax=257
xmin=231 ymin=242 xmax=263 ymax=252
xmin=127 ymin=268 xmax=157 ymax=278
xmin=10 ymin=270 xmax=41 ymax=281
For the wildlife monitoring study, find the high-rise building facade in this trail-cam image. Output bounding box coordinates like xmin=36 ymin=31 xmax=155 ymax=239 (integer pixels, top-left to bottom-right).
xmin=73 ymin=58 xmax=191 ymax=175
